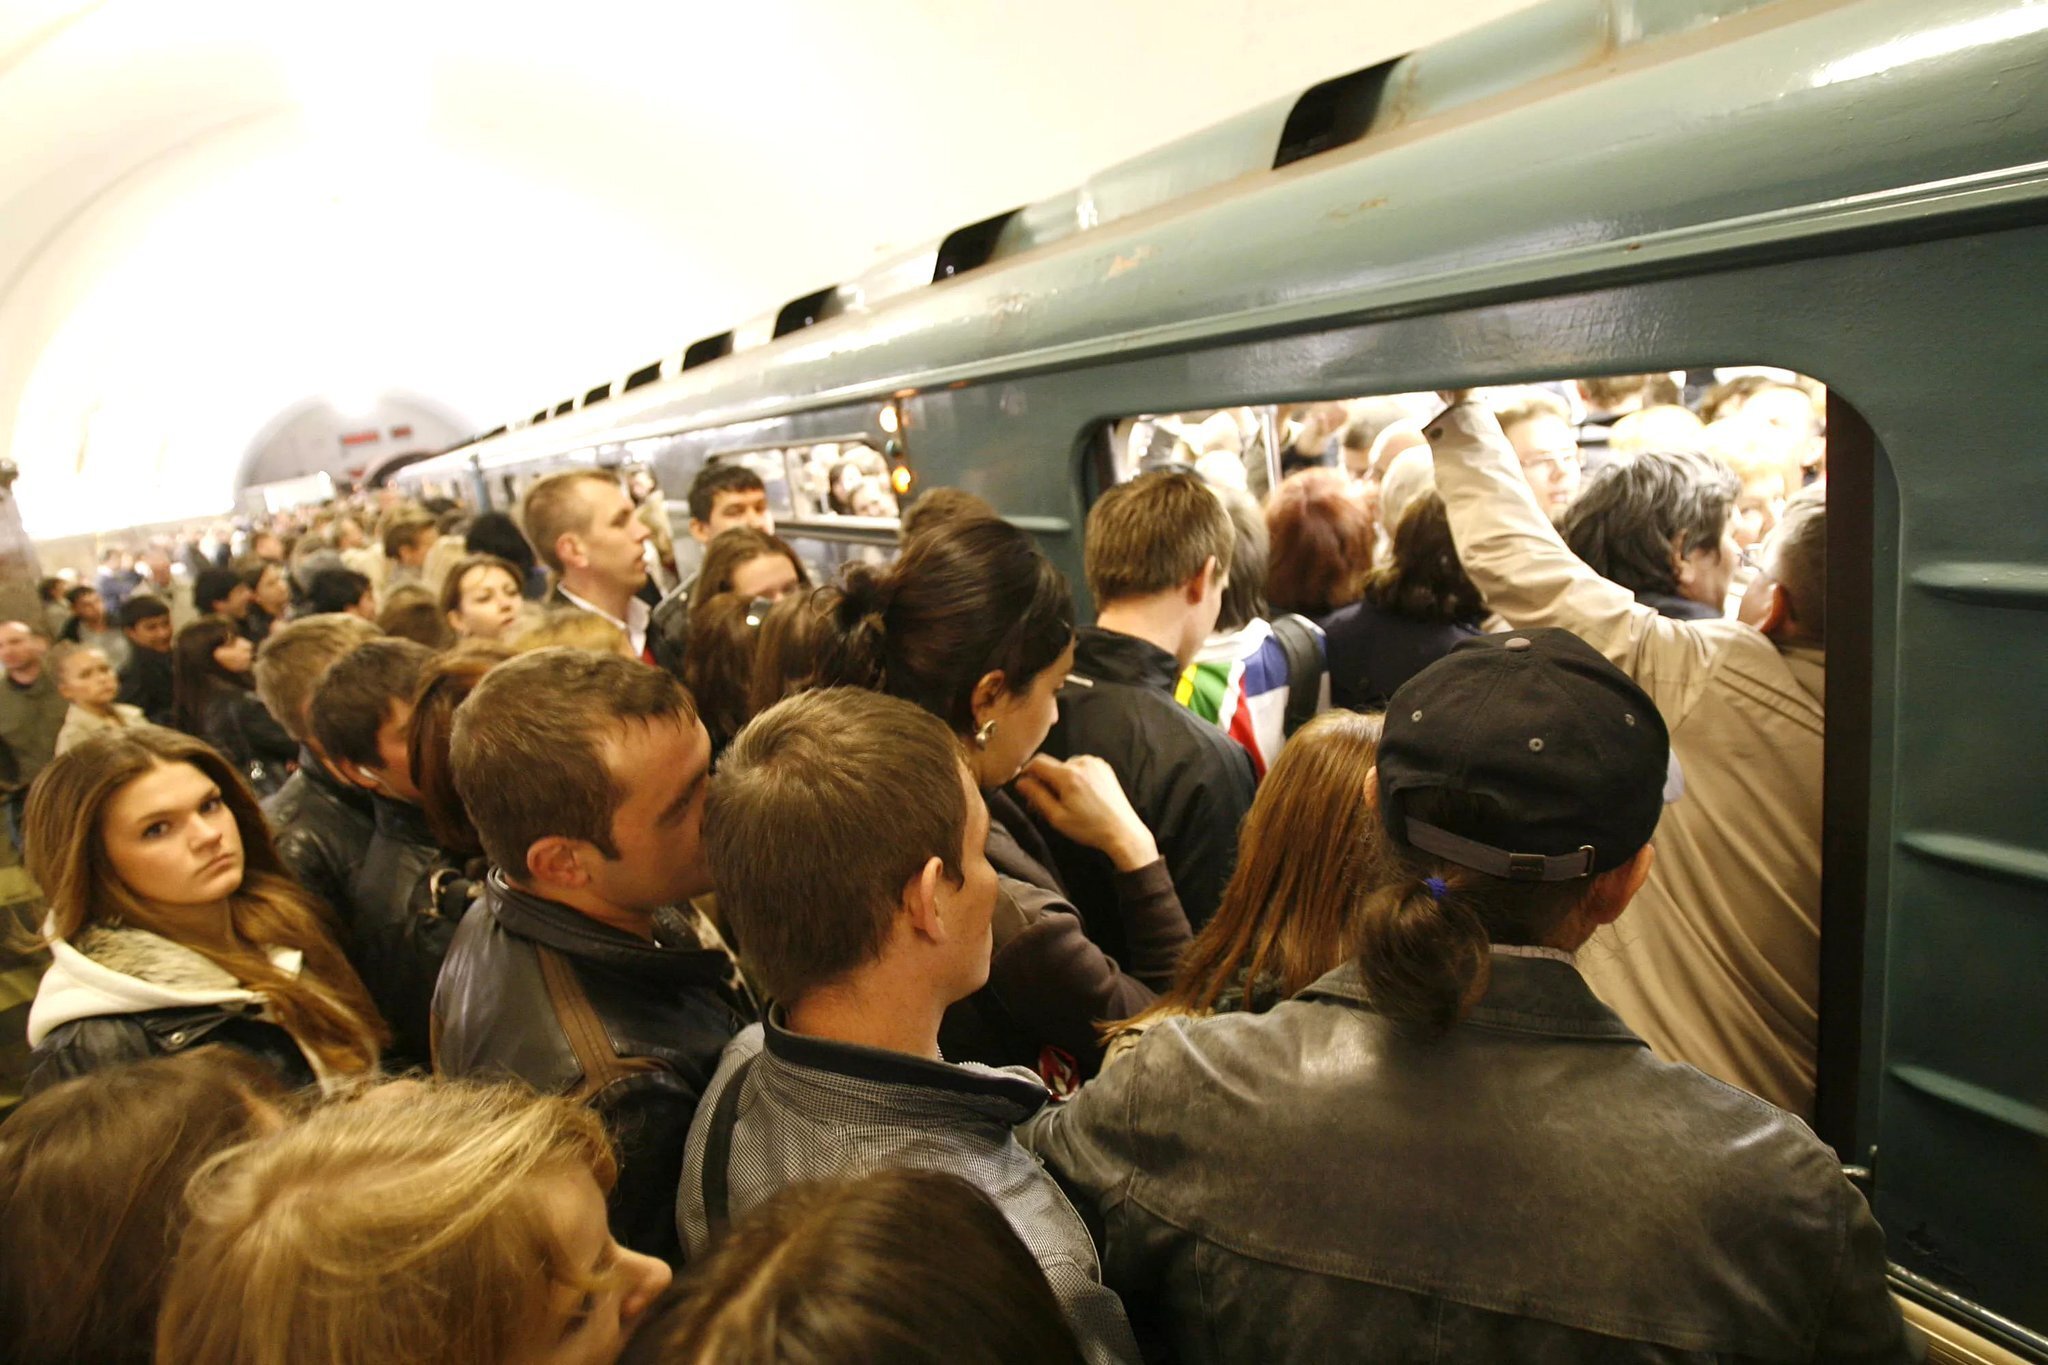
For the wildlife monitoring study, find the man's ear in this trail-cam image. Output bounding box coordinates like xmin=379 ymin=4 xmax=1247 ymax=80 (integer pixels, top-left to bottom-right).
xmin=901 ymin=855 xmax=948 ymax=945
xmin=555 ymin=532 xmax=588 ymax=572
xmin=1668 ymin=534 xmax=1696 ymax=589
xmin=688 ymin=519 xmax=711 ymax=545
xmin=1182 ymin=554 xmax=1219 ymax=605
xmin=1756 ymin=579 xmax=1793 ymax=640
xmin=1584 ymin=844 xmax=1656 ymax=928
xmin=331 ymin=757 xmax=381 ymax=794
xmin=525 ymin=836 xmax=593 ymax=891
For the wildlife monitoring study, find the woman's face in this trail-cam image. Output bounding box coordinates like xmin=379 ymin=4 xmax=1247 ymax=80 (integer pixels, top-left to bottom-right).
xmin=254 ymin=565 xmax=290 ymax=615
xmin=728 ymin=552 xmax=799 ymax=605
xmin=451 ymin=566 xmax=524 ymax=639
xmin=213 ymin=633 xmax=254 ymax=673
xmin=100 ymin=761 xmax=245 ymax=908
xmin=57 ymin=649 xmax=120 ymax=709
xmin=524 ymin=1167 xmax=672 ymax=1365
xmin=971 ymin=638 xmax=1075 ymax=788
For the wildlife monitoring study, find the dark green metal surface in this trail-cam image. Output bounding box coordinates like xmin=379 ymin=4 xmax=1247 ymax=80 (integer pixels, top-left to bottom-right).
xmin=405 ymin=0 xmax=2048 ymax=1342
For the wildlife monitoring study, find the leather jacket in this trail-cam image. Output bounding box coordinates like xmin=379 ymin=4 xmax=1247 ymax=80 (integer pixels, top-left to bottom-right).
xmin=263 ymin=748 xmax=375 ymax=934
xmin=941 ymin=790 xmax=1190 ymax=1083
xmin=1033 ymin=627 xmax=1256 ymax=947
xmin=1024 ymin=953 xmax=1915 ymax=1364
xmin=349 ymin=796 xmax=472 ymax=1071
xmin=432 ymin=873 xmax=754 ymax=1264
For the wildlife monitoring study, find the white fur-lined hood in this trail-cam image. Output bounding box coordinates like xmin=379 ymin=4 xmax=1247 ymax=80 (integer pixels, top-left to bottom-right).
xmin=26 ymin=923 xmax=300 ymax=1046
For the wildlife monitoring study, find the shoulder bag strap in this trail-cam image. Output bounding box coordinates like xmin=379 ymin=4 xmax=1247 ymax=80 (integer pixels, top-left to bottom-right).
xmin=700 ymin=1053 xmax=760 ymax=1240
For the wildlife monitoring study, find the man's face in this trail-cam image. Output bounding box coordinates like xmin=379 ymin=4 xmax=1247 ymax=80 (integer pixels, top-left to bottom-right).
xmin=1506 ymin=416 xmax=1584 ymax=518
xmin=0 ymin=624 xmax=45 ymax=673
xmin=591 ymin=713 xmax=714 ymax=911
xmin=1678 ymin=515 xmax=1742 ymax=613
xmin=214 ymin=583 xmax=253 ymax=619
xmin=565 ymin=482 xmax=650 ymax=593
xmin=125 ymin=614 xmax=173 ymax=652
xmin=72 ymin=591 xmax=104 ymax=624
xmin=369 ymin=700 xmax=421 ymax=803
xmin=694 ymin=486 xmax=773 ymax=543
xmin=398 ymin=527 xmax=440 ymax=568
xmin=935 ymin=763 xmax=999 ymax=1004
xmin=253 ymin=533 xmax=285 ymax=563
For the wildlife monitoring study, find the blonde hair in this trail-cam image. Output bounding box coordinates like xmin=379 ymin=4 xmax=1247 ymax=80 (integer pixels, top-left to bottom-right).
xmin=520 ymin=470 xmax=618 ymax=573
xmin=25 ymin=728 xmax=385 ymax=1078
xmin=1610 ymin=405 xmax=1707 ymax=458
xmin=512 ymin=608 xmax=631 ymax=657
xmin=157 ymin=1081 xmax=617 ymax=1365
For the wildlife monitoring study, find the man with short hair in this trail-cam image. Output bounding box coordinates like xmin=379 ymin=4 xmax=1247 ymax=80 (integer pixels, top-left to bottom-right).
xmin=250 ymin=530 xmax=286 ymax=564
xmin=1035 ymin=470 xmax=1255 ymax=942
xmin=678 ymin=688 xmax=1139 ymax=1364
xmin=381 ymin=512 xmax=440 ymax=586
xmin=523 ymin=471 xmax=654 ymax=659
xmin=311 ymin=638 xmax=451 ymax=1068
xmin=646 ymin=463 xmax=775 ymax=675
xmin=435 ymin=648 xmax=752 ymax=1265
xmin=1430 ymin=396 xmax=1829 ymax=1117
xmin=56 ymin=585 xmax=129 ymax=670
xmin=1561 ymin=448 xmax=1742 ymax=620
xmin=254 ymin=615 xmax=383 ymax=927
xmin=114 ymin=596 xmax=175 ymax=725
xmin=1024 ymin=629 xmax=1908 ymax=1363
xmin=0 ymin=623 xmax=66 ymax=845
xmin=1494 ymin=388 xmax=1584 ymax=518
xmin=306 ymin=567 xmax=376 ymax=619
xmin=194 ymin=566 xmax=252 ymax=622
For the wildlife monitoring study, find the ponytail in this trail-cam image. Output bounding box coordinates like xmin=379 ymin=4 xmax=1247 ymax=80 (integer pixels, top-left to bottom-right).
xmin=831 ymin=564 xmax=895 ymax=692
xmin=1352 ymin=873 xmax=1491 ymax=1033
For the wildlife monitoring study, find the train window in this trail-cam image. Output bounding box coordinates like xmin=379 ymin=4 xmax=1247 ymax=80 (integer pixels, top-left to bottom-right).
xmin=683 ymin=440 xmax=903 ymax=578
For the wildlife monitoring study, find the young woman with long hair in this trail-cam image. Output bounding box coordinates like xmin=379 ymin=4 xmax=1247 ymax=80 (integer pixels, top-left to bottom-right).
xmin=800 ymin=515 xmax=1191 ymax=1083
xmin=172 ymin=614 xmax=297 ymax=794
xmin=440 ymin=553 xmax=528 ymax=642
xmin=156 ymin=1080 xmax=671 ymax=1365
xmin=22 ymin=726 xmax=387 ymax=1093
xmin=1104 ymin=708 xmax=1383 ymax=1062
xmin=689 ymin=527 xmax=807 ymax=629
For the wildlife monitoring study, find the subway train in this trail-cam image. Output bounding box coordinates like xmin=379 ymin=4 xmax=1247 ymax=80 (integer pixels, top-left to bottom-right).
xmin=393 ymin=0 xmax=2048 ymax=1355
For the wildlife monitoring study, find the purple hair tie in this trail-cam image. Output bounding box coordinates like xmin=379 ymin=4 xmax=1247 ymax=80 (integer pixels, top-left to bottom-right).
xmin=1423 ymin=876 xmax=1449 ymax=901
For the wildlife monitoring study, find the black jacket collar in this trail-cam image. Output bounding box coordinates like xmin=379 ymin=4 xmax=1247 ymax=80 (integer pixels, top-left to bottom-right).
xmin=1301 ymin=953 xmax=1647 ymax=1044
xmin=1070 ymin=625 xmax=1181 ymax=693
xmin=298 ymin=746 xmax=374 ymax=814
xmin=763 ymin=1009 xmax=1049 ymax=1119
xmin=369 ymin=793 xmax=436 ymax=846
xmin=485 ymin=870 xmax=737 ymax=986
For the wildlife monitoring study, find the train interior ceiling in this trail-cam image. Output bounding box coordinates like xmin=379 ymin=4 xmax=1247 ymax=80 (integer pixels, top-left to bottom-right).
xmin=5 ymin=0 xmax=2047 ymax=1360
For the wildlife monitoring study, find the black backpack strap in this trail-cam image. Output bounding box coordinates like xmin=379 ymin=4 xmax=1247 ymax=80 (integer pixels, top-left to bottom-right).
xmin=699 ymin=1053 xmax=759 ymax=1240
xmin=1269 ymin=614 xmax=1325 ymax=738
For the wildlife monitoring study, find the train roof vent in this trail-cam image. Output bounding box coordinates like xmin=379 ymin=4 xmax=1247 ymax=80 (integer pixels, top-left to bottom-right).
xmin=623 ymin=361 xmax=663 ymax=392
xmin=683 ymin=331 xmax=734 ymax=370
xmin=1274 ymin=59 xmax=1400 ymax=168
xmin=933 ymin=209 xmax=1023 ymax=281
xmin=584 ymin=383 xmax=612 ymax=407
xmin=554 ymin=400 xmax=574 ymax=417
xmin=774 ymin=287 xmax=840 ymax=338
xmin=530 ymin=410 xmax=548 ymax=425
xmin=480 ymin=425 xmax=507 ymax=440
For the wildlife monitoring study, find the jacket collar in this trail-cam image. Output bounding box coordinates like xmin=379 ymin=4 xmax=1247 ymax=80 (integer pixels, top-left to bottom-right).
xmin=299 ymin=746 xmax=374 ymax=813
xmin=26 ymin=925 xmax=298 ymax=1045
xmin=1634 ymin=589 xmax=1723 ymax=621
xmin=1300 ymin=952 xmax=1648 ymax=1044
xmin=762 ymin=1008 xmax=1049 ymax=1120
xmin=370 ymin=794 xmax=436 ymax=846
xmin=484 ymin=870 xmax=736 ymax=986
xmin=1070 ymin=625 xmax=1181 ymax=693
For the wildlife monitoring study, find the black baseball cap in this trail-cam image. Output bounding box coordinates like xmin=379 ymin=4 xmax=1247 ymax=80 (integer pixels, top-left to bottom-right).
xmin=1376 ymin=628 xmax=1673 ymax=880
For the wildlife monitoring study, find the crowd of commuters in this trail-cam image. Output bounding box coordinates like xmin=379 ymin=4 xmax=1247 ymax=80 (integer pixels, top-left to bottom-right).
xmin=0 ymin=364 xmax=1914 ymax=1363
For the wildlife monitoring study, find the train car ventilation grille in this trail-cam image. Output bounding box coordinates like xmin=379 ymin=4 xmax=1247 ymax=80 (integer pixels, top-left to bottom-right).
xmin=683 ymin=332 xmax=734 ymax=370
xmin=774 ymin=287 xmax=837 ymax=338
xmin=1274 ymin=59 xmax=1400 ymax=169
xmin=584 ymin=384 xmax=612 ymax=407
xmin=933 ymin=209 xmax=1023 ymax=281
xmin=554 ymin=400 xmax=574 ymax=417
xmin=624 ymin=362 xmax=662 ymax=392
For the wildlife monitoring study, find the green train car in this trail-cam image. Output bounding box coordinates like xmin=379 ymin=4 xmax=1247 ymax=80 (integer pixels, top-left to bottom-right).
xmin=401 ymin=0 xmax=2048 ymax=1352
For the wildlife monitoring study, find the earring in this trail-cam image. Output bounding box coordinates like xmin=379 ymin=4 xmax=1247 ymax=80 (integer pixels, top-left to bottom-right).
xmin=973 ymin=719 xmax=997 ymax=749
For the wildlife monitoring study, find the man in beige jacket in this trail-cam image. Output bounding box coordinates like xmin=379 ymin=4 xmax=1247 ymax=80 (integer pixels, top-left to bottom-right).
xmin=1428 ymin=396 xmax=1826 ymax=1118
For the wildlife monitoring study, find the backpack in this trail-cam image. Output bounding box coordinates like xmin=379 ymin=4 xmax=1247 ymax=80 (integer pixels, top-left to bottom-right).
xmin=1267 ymin=613 xmax=1326 ymax=739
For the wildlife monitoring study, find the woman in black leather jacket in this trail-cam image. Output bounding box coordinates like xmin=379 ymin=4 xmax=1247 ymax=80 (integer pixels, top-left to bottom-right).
xmin=172 ymin=614 xmax=298 ymax=796
xmin=20 ymin=726 xmax=388 ymax=1095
